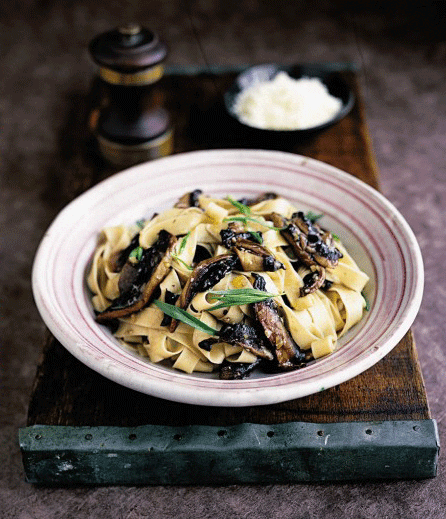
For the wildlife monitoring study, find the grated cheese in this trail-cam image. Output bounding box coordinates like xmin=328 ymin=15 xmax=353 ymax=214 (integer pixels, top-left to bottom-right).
xmin=233 ymin=72 xmax=343 ymax=130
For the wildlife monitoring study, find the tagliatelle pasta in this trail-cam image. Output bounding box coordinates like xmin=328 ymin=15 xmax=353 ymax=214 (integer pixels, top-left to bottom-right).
xmin=87 ymin=191 xmax=369 ymax=379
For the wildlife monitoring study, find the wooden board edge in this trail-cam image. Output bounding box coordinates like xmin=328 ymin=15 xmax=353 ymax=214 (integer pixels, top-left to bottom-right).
xmin=407 ymin=330 xmax=433 ymax=417
xmin=19 ymin=420 xmax=439 ymax=486
xmin=355 ymin=83 xmax=382 ymax=191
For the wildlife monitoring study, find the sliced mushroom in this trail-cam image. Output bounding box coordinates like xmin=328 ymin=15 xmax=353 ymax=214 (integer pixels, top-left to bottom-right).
xmin=109 ymin=232 xmax=140 ymax=272
xmin=220 ymin=222 xmax=263 ymax=248
xmin=193 ymin=244 xmax=213 ymax=264
xmin=96 ymin=230 xmax=177 ymax=322
xmin=322 ymin=279 xmax=333 ymax=290
xmin=160 ymin=290 xmax=180 ymax=327
xmin=117 ymin=261 xmax=140 ymax=295
xmin=219 ymin=358 xmax=262 ymax=380
xmin=267 ymin=213 xmax=313 ymax=267
xmin=300 ymin=265 xmax=326 ymax=297
xmin=266 ymin=211 xmax=341 ymax=296
xmin=174 ymin=189 xmax=203 ymax=208
xmin=268 ymin=211 xmax=342 ymax=269
xmin=291 ymin=211 xmax=342 ymax=268
xmin=252 ymin=274 xmax=306 ymax=369
xmin=169 ymin=254 xmax=239 ymax=332
xmin=232 ymin=238 xmax=284 ymax=272
xmin=238 ymin=192 xmax=278 ymax=207
xmin=199 ymin=323 xmax=273 ymax=360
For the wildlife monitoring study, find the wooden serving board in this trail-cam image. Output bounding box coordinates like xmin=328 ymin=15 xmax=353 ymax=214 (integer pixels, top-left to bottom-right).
xmin=20 ymin=67 xmax=439 ymax=485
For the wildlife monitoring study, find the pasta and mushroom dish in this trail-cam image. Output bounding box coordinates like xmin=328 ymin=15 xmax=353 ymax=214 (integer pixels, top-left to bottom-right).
xmin=88 ymin=191 xmax=369 ymax=379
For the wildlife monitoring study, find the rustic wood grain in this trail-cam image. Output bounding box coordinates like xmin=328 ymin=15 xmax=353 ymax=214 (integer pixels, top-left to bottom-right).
xmin=27 ymin=71 xmax=430 ymax=427
xmin=27 ymin=330 xmax=429 ymax=427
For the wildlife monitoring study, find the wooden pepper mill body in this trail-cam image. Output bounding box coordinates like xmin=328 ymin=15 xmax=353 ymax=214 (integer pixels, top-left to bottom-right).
xmin=89 ymin=24 xmax=173 ymax=168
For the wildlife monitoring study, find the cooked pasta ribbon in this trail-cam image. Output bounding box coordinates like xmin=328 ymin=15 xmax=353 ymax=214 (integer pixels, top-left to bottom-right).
xmin=88 ymin=192 xmax=369 ymax=377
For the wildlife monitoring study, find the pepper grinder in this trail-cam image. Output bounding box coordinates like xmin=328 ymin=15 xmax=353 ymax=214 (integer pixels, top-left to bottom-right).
xmin=89 ymin=23 xmax=173 ymax=168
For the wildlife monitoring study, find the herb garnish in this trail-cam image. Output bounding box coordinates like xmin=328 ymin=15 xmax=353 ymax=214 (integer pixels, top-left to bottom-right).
xmin=178 ymin=231 xmax=191 ymax=253
xmin=305 ymin=211 xmax=324 ymax=223
xmin=154 ymin=288 xmax=282 ymax=333
xmin=249 ymin=231 xmax=264 ymax=244
xmin=172 ymin=231 xmax=193 ymax=270
xmin=227 ymin=196 xmax=251 ymax=215
xmin=128 ymin=246 xmax=143 ymax=261
xmin=135 ymin=219 xmax=146 ymax=229
xmin=208 ymin=288 xmax=280 ymax=310
xmin=361 ymin=291 xmax=370 ymax=311
xmin=173 ymin=257 xmax=194 ymax=271
xmin=153 ymin=300 xmax=218 ymax=335
xmin=226 ymin=198 xmax=265 ymax=243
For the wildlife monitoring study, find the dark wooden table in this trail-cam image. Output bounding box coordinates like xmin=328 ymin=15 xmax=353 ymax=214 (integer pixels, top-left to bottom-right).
xmin=19 ymin=69 xmax=439 ymax=486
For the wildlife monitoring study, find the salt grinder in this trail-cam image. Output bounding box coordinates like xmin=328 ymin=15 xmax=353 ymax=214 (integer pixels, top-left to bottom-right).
xmin=89 ymin=24 xmax=173 ymax=167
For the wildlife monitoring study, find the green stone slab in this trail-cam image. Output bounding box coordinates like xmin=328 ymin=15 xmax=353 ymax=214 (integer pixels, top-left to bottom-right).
xmin=19 ymin=420 xmax=439 ymax=486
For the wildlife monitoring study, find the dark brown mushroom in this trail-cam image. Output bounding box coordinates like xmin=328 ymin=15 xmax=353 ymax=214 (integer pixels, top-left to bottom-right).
xmin=267 ymin=212 xmax=313 ymax=266
xmin=291 ymin=211 xmax=342 ymax=268
xmin=96 ymin=230 xmax=177 ymax=322
xmin=220 ymin=222 xmax=263 ymax=248
xmin=174 ymin=189 xmax=203 ymax=208
xmin=160 ymin=290 xmax=180 ymax=327
xmin=237 ymin=192 xmax=278 ymax=207
xmin=300 ymin=265 xmax=326 ymax=297
xmin=219 ymin=358 xmax=262 ymax=380
xmin=252 ymin=274 xmax=306 ymax=369
xmin=267 ymin=211 xmax=342 ymax=269
xmin=199 ymin=322 xmax=274 ymax=360
xmin=109 ymin=232 xmax=140 ymax=272
xmin=266 ymin=211 xmax=341 ymax=296
xmin=232 ymin=238 xmax=284 ymax=272
xmin=169 ymin=254 xmax=239 ymax=332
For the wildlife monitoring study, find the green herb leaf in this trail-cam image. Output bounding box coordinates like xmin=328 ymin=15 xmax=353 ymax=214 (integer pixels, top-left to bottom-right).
xmin=305 ymin=211 xmax=324 ymax=223
xmin=250 ymin=231 xmax=264 ymax=244
xmin=361 ymin=291 xmax=370 ymax=311
xmin=172 ymin=232 xmax=193 ymax=270
xmin=153 ymin=300 xmax=218 ymax=335
xmin=172 ymin=254 xmax=194 ymax=271
xmin=178 ymin=231 xmax=191 ymax=254
xmin=136 ymin=219 xmax=146 ymax=229
xmin=331 ymin=232 xmax=340 ymax=241
xmin=208 ymin=288 xmax=280 ymax=310
xmin=128 ymin=246 xmax=143 ymax=261
xmin=227 ymin=196 xmax=251 ymax=215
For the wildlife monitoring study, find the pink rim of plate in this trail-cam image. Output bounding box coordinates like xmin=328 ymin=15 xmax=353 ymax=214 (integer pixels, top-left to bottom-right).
xmin=32 ymin=149 xmax=424 ymax=407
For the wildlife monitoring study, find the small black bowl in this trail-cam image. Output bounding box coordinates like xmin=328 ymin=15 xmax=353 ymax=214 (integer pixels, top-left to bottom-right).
xmin=224 ymin=63 xmax=355 ymax=143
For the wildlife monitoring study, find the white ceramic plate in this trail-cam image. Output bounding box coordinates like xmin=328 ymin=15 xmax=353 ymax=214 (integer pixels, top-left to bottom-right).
xmin=32 ymin=149 xmax=424 ymax=407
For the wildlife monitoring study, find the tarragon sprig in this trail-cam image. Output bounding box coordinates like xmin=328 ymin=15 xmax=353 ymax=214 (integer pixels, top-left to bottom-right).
xmin=248 ymin=231 xmax=264 ymax=244
xmin=227 ymin=196 xmax=251 ymax=215
xmin=154 ymin=289 xmax=281 ymax=333
xmin=172 ymin=231 xmax=193 ymax=270
xmin=226 ymin=198 xmax=264 ymax=244
xmin=153 ymin=300 xmax=218 ymax=335
xmin=128 ymin=246 xmax=143 ymax=261
xmin=361 ymin=291 xmax=370 ymax=311
xmin=208 ymin=288 xmax=280 ymax=310
xmin=173 ymin=257 xmax=194 ymax=271
xmin=178 ymin=231 xmax=191 ymax=253
xmin=305 ymin=211 xmax=324 ymax=223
